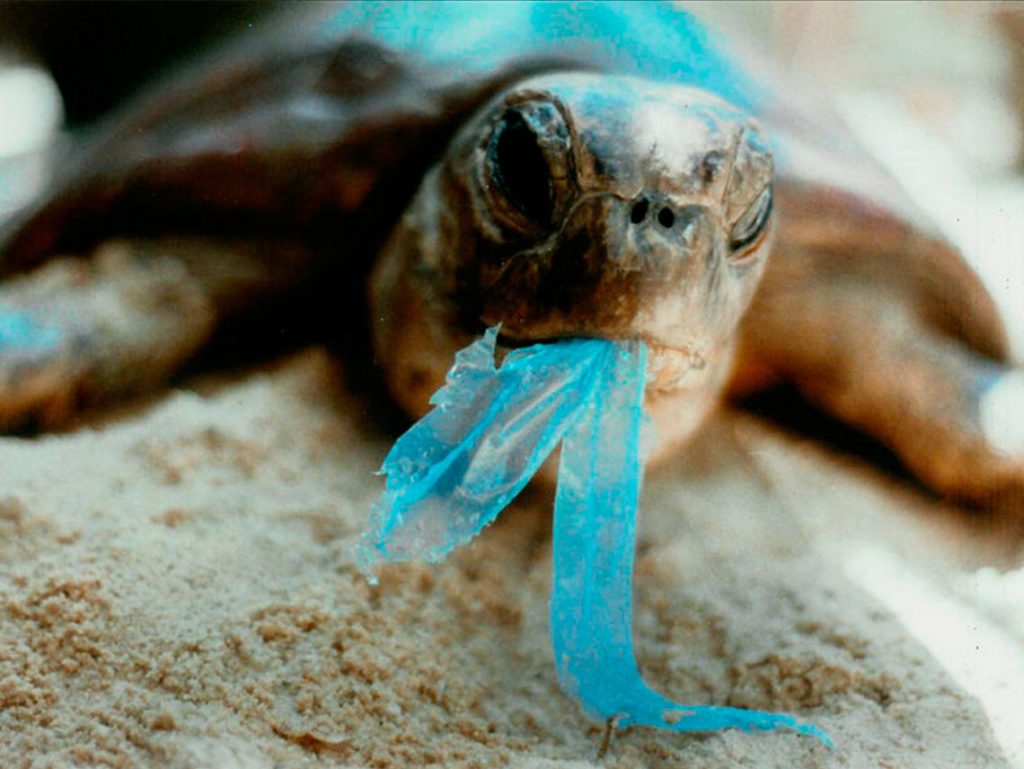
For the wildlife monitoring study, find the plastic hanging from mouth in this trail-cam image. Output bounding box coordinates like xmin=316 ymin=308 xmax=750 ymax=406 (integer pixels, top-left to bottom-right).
xmin=357 ymin=327 xmax=614 ymax=569
xmin=357 ymin=327 xmax=831 ymax=746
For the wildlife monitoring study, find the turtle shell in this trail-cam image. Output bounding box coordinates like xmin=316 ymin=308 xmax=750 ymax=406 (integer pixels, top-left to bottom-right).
xmin=0 ymin=2 xmax=1007 ymax=385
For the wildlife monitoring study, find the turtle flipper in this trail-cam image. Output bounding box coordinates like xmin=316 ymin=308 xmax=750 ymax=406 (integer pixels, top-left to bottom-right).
xmin=739 ymin=276 xmax=1024 ymax=506
xmin=0 ymin=237 xmax=316 ymax=431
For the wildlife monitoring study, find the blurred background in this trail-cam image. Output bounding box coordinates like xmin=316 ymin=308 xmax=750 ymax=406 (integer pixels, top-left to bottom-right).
xmin=0 ymin=2 xmax=271 ymax=220
xmin=1 ymin=2 xmax=1023 ymax=765
xmin=701 ymin=6 xmax=1024 ymax=765
xmin=698 ymin=1 xmax=1024 ymax=361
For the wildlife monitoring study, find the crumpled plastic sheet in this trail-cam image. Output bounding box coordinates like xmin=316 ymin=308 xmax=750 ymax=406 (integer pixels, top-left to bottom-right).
xmin=358 ymin=328 xmax=831 ymax=746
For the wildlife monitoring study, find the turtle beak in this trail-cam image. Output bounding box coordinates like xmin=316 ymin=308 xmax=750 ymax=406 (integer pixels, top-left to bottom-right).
xmin=591 ymin=193 xmax=722 ymax=353
xmin=479 ymin=192 xmax=723 ymax=356
xmin=605 ymin=194 xmax=713 ymax=286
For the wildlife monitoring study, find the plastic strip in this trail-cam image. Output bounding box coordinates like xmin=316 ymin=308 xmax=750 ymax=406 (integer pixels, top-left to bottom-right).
xmin=359 ymin=328 xmax=830 ymax=746
xmin=550 ymin=339 xmax=831 ymax=743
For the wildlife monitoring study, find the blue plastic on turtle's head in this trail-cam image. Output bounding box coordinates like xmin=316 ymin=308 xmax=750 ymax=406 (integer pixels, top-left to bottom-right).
xmin=319 ymin=1 xmax=765 ymax=113
xmin=525 ymin=1 xmax=760 ymax=111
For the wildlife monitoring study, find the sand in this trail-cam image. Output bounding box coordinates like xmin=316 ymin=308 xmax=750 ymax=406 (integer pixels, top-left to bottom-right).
xmin=0 ymin=349 xmax=1015 ymax=769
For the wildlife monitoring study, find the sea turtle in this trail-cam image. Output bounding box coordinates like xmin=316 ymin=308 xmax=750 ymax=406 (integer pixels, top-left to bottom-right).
xmin=0 ymin=1 xmax=1020 ymax=506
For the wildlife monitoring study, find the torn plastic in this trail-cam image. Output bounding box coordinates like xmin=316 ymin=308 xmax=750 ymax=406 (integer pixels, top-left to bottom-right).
xmin=357 ymin=327 xmax=614 ymax=570
xmin=359 ymin=328 xmax=831 ymax=746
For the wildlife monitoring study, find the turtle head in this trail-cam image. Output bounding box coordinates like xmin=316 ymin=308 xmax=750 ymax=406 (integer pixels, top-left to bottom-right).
xmin=441 ymin=73 xmax=774 ymax=387
xmin=371 ymin=73 xmax=773 ymax=416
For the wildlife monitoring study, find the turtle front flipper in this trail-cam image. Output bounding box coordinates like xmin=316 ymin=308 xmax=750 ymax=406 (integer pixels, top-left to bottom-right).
xmin=0 ymin=237 xmax=315 ymax=431
xmin=738 ymin=243 xmax=1024 ymax=507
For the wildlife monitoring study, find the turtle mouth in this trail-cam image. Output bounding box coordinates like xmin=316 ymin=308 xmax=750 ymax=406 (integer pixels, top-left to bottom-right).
xmin=494 ymin=331 xmax=708 ymax=391
xmin=495 ymin=332 xmax=568 ymax=350
xmin=646 ymin=341 xmax=709 ymax=391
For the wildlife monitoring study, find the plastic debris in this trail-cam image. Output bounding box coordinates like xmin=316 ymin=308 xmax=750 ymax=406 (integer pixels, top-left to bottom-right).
xmin=550 ymin=339 xmax=831 ymax=744
xmin=359 ymin=328 xmax=831 ymax=746
xmin=358 ymin=327 xmax=615 ymax=570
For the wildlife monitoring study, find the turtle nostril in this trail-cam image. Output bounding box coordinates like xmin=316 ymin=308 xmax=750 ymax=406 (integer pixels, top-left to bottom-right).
xmin=657 ymin=207 xmax=675 ymax=228
xmin=630 ymin=198 xmax=649 ymax=224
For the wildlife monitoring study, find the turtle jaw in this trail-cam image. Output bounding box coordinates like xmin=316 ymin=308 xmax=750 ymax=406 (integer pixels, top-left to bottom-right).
xmin=475 ymin=191 xmax=737 ymax=393
xmin=493 ymin=329 xmax=714 ymax=394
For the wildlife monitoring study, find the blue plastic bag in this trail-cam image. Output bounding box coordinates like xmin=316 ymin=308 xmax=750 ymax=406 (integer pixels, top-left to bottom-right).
xmin=357 ymin=327 xmax=616 ymax=568
xmin=358 ymin=328 xmax=830 ymax=746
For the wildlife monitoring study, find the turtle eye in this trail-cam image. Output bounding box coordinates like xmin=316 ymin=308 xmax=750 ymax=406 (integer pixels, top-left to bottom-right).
xmin=729 ymin=186 xmax=773 ymax=254
xmin=485 ymin=103 xmax=569 ymax=233
xmin=490 ymin=111 xmax=552 ymax=224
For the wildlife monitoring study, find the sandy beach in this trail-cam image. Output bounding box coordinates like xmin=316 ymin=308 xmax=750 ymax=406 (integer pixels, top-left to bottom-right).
xmin=1 ymin=349 xmax=1015 ymax=768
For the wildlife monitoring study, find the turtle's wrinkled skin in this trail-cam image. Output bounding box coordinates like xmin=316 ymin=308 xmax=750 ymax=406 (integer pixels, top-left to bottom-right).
xmin=372 ymin=73 xmax=774 ymax=460
xmin=0 ymin=2 xmax=1020 ymax=504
